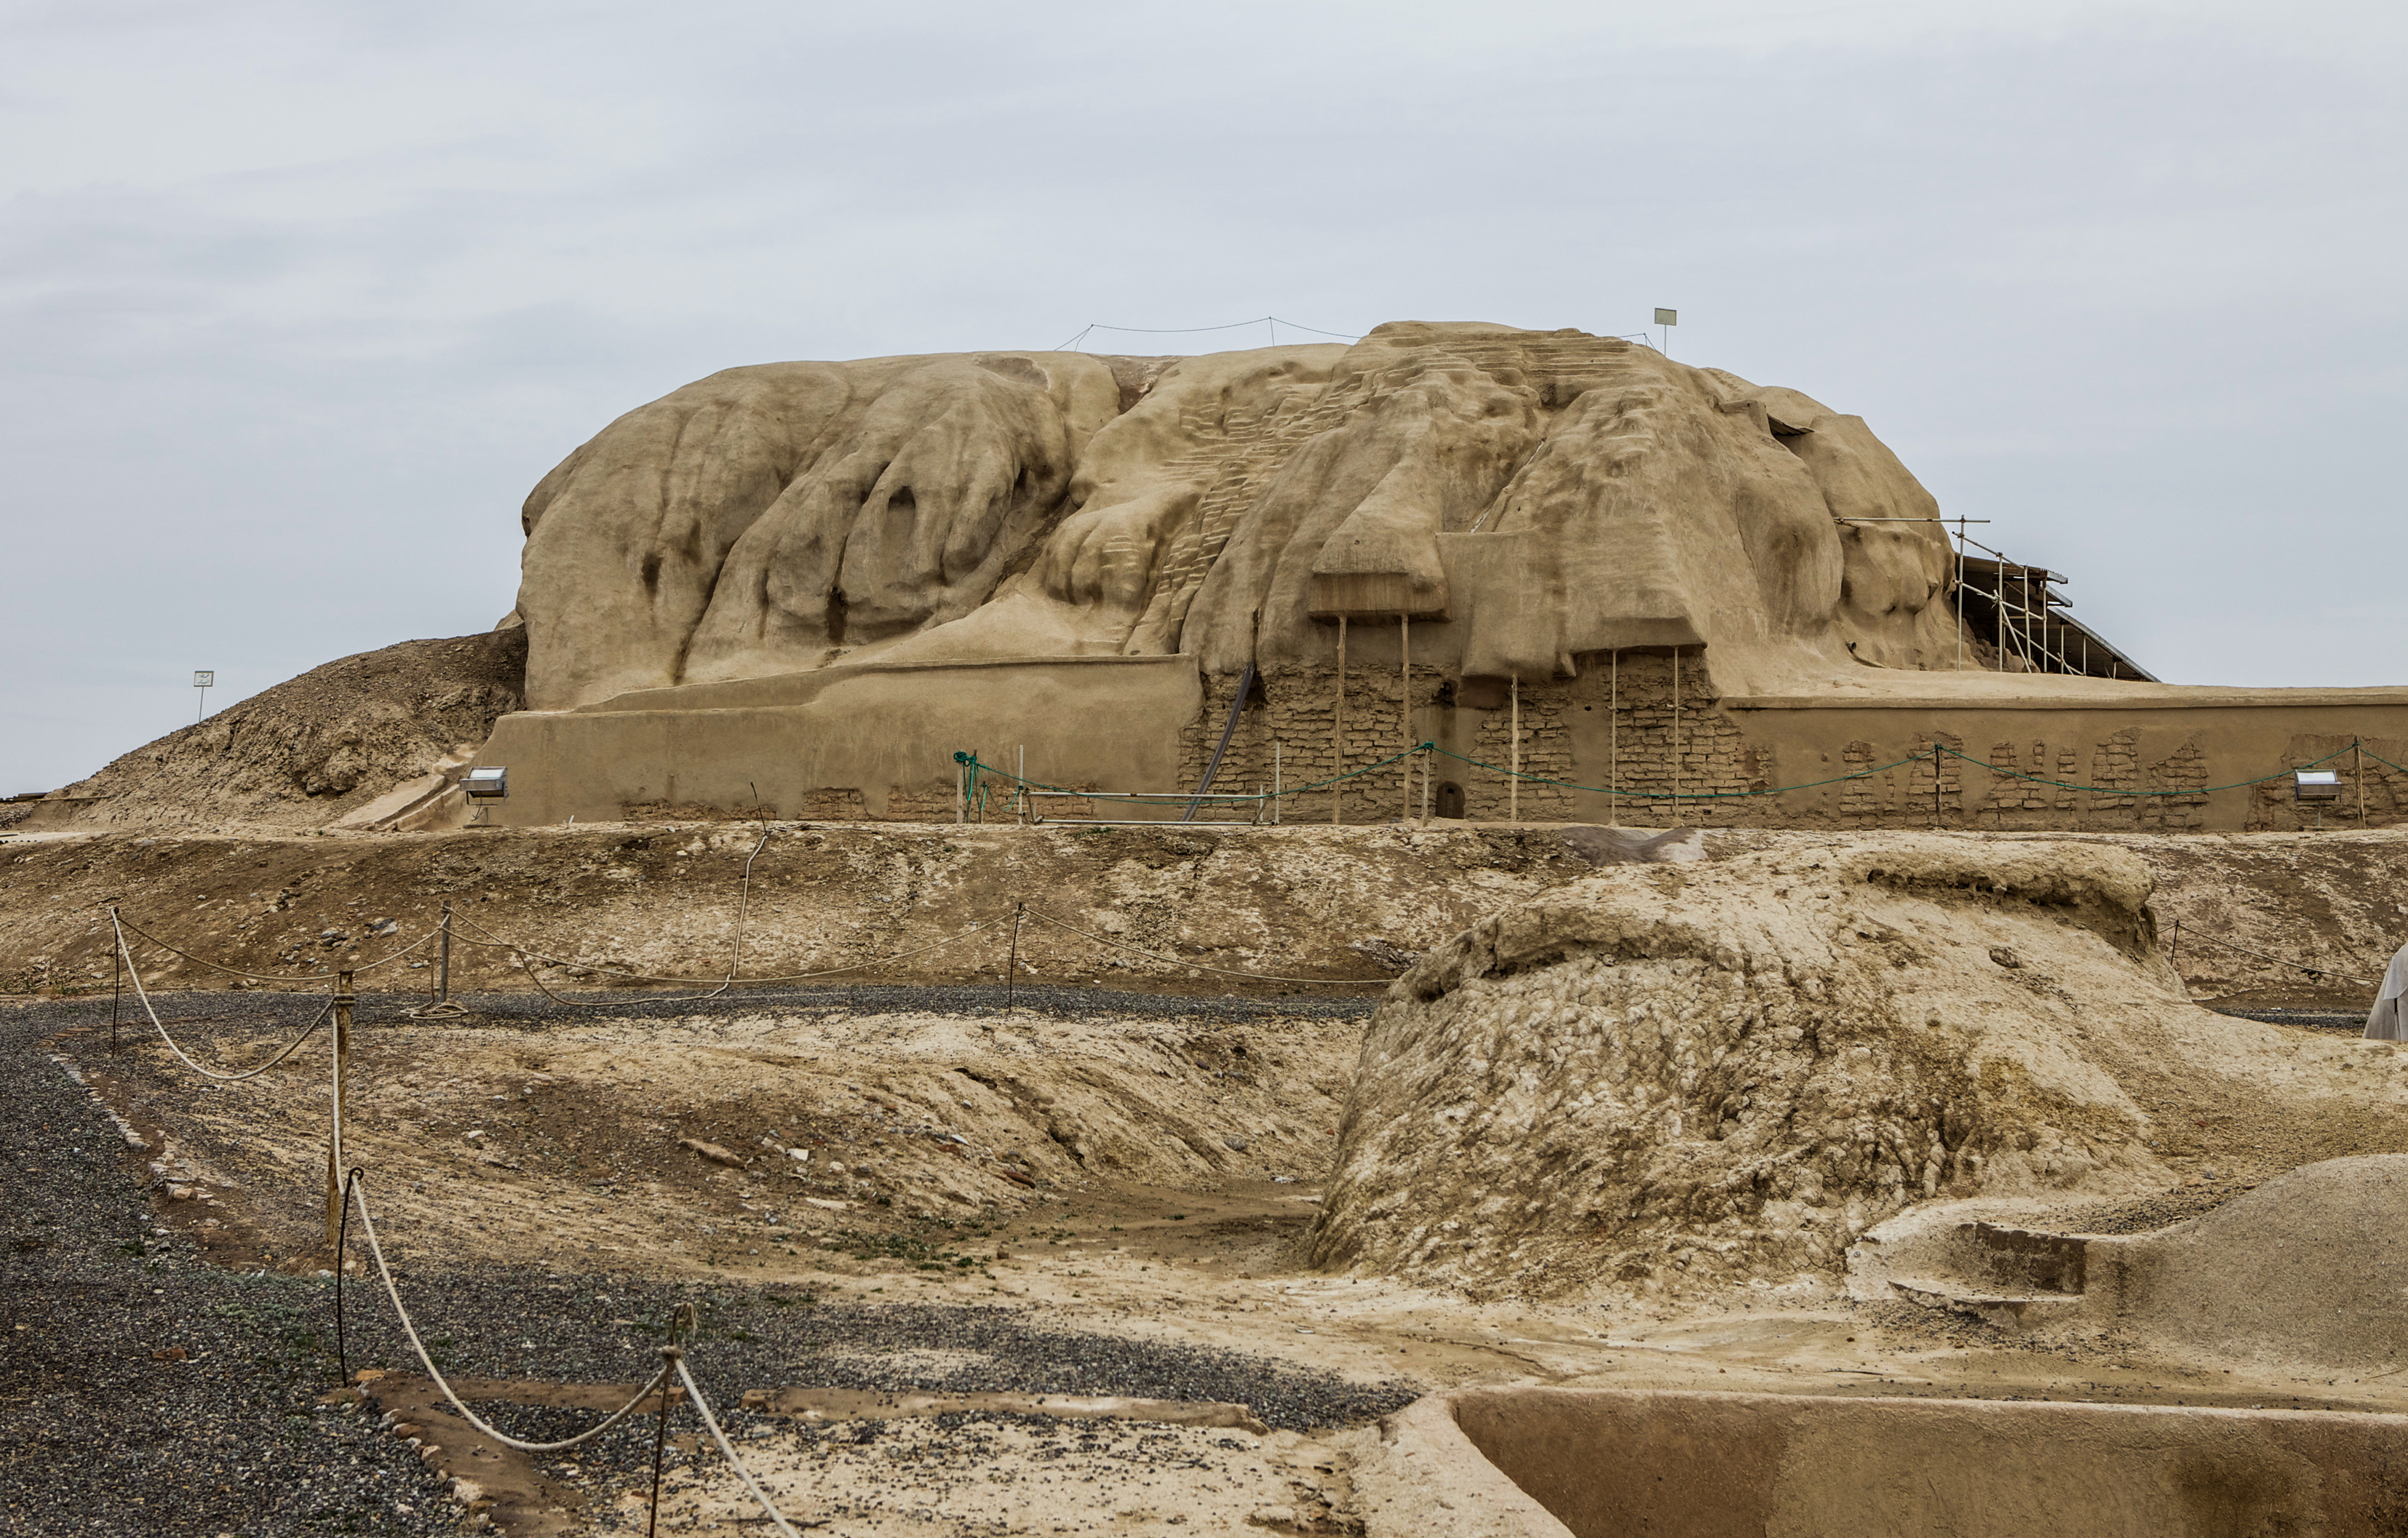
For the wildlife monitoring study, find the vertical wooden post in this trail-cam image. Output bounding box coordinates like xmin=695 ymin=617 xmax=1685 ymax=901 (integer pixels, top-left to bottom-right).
xmin=1609 ymin=650 xmax=1620 ymax=826
xmin=1400 ymin=614 xmax=1412 ymax=823
xmin=1509 ymin=675 xmax=1519 ymax=824
xmin=1671 ymin=648 xmax=1682 ymax=825
xmin=437 ymin=902 xmax=452 ymax=1004
xmin=325 ymin=970 xmax=354 ymax=1248
xmin=1273 ymin=741 xmax=1282 ymax=825
xmin=1333 ymin=617 xmax=1347 ymax=826
xmin=2357 ymin=741 xmax=2367 ymax=826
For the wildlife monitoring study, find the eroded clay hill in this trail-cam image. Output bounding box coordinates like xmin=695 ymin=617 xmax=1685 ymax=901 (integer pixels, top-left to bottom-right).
xmin=512 ymin=322 xmax=1959 ymax=709
xmin=1309 ymin=837 xmax=2408 ymax=1299
xmin=15 ymin=630 xmax=523 ymax=835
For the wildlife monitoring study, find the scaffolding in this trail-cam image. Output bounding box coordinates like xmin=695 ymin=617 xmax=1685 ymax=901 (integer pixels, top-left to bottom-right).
xmin=1953 ymin=538 xmax=2156 ymax=682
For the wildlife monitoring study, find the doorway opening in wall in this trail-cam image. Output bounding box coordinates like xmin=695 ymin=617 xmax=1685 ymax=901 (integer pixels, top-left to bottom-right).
xmin=1437 ymin=781 xmax=1466 ymax=820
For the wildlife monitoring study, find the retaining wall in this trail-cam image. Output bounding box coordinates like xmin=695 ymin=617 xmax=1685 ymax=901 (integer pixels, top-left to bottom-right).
xmin=466 ymin=650 xmax=2408 ymax=832
xmin=1371 ymin=1387 xmax=2408 ymax=1537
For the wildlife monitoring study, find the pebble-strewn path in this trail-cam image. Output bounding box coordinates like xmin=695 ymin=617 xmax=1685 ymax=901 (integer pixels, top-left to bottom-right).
xmin=1 ymin=988 xmax=1410 ymax=1536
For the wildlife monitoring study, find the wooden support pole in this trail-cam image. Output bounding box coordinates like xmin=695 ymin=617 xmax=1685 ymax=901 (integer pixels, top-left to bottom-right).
xmin=1609 ymin=650 xmax=1619 ymax=826
xmin=1333 ymin=617 xmax=1347 ymax=826
xmin=1672 ymin=648 xmax=1682 ymax=825
xmin=1400 ymin=614 xmax=1412 ymax=823
xmin=437 ymin=902 xmax=452 ymax=1003
xmin=2358 ymin=741 xmax=2367 ymax=826
xmin=1509 ymin=675 xmax=1519 ymax=824
xmin=325 ymin=970 xmax=354 ymax=1248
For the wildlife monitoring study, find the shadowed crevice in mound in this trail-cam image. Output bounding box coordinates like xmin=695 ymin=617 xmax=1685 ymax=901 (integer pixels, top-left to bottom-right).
xmin=1308 ymin=838 xmax=2408 ymax=1300
xmin=22 ymin=631 xmax=525 ymax=834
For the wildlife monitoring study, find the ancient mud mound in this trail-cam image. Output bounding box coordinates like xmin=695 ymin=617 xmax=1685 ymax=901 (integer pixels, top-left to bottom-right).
xmin=2091 ymin=1155 xmax=2408 ymax=1372
xmin=26 ymin=630 xmax=524 ymax=834
xmin=1308 ymin=837 xmax=2408 ymax=1299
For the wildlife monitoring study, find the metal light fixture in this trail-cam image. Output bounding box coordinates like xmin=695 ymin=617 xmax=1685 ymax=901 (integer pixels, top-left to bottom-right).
xmin=2294 ymin=770 xmax=2341 ymax=802
xmin=463 ymin=767 xmax=509 ymax=800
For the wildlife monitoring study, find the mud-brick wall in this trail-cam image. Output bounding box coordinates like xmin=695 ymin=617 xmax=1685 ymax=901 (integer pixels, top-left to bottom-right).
xmin=1175 ymin=660 xmax=2408 ymax=833
xmin=1177 ymin=652 xmax=1771 ymax=826
xmin=1177 ymin=666 xmax=1434 ymax=824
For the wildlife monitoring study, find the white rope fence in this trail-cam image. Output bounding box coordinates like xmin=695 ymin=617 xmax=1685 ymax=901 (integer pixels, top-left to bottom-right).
xmin=116 ymin=909 xmax=441 ymax=982
xmin=345 ymin=1174 xmax=675 ymax=1451
xmin=345 ymin=1172 xmax=802 ymax=1529
xmin=672 ymin=1354 xmax=805 ymax=1537
xmin=109 ymin=911 xmax=336 ymax=1081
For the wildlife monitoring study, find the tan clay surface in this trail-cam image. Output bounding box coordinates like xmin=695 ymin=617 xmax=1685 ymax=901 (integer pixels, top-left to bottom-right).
xmin=25 ymin=824 xmax=2408 ymax=1535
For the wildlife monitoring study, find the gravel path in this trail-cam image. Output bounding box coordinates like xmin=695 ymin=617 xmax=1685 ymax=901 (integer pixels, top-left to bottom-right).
xmin=1 ymin=987 xmax=1410 ymax=1537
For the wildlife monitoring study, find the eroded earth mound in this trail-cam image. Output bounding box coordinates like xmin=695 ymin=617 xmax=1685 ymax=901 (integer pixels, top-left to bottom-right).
xmin=513 ymin=322 xmax=1959 ymax=709
xmin=20 ymin=630 xmax=524 ymax=834
xmin=1309 ymin=837 xmax=2408 ymax=1299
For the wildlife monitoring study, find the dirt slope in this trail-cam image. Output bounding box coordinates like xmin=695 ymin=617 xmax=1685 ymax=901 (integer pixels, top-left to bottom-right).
xmin=0 ymin=821 xmax=1591 ymax=998
xmin=12 ymin=629 xmax=523 ymax=837
xmin=1310 ymin=837 xmax=2408 ymax=1301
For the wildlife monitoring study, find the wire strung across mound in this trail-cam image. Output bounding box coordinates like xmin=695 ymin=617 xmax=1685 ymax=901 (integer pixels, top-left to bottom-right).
xmin=1046 ymin=316 xmax=1361 ymax=352
xmin=2170 ymin=920 xmax=2377 ymax=988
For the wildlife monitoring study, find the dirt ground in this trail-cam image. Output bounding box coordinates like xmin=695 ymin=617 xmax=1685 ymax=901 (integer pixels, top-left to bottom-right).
xmin=20 ymin=821 xmax=2408 ymax=1536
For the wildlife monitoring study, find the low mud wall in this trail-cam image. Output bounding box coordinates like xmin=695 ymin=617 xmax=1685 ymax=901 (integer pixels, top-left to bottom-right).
xmin=1372 ymin=1387 xmax=2408 ymax=1537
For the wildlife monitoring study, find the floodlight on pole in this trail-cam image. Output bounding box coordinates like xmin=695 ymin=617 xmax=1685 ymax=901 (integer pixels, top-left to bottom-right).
xmin=1653 ymin=308 xmax=1677 ymax=357
xmin=193 ymin=671 xmax=214 ymax=723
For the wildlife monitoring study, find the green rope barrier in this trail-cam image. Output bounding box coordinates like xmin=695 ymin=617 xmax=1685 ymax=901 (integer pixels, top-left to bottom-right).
xmin=2357 ymin=744 xmax=2408 ymax=778
xmin=1935 ymin=742 xmax=2354 ymax=797
xmin=956 ymin=737 xmax=2376 ymax=815
xmin=952 ymin=745 xmax=1427 ymax=806
xmin=1423 ymin=745 xmax=1936 ymax=800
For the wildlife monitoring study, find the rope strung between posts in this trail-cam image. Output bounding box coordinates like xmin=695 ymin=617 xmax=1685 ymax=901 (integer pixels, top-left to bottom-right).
xmin=440 ymin=829 xmax=774 ymax=1005
xmin=672 ymin=1355 xmax=806 ymax=1538
xmin=343 ymin=1172 xmax=678 ymax=1452
xmin=112 ymin=911 xmax=440 ymax=982
xmin=1423 ymin=744 xmax=1936 ymax=800
xmin=445 ymin=907 xmax=1006 ymax=996
xmin=955 ymin=744 xmax=1423 ymax=808
xmin=2166 ymin=922 xmax=2378 ymax=987
xmin=1934 ymin=742 xmax=2356 ymax=797
xmin=1017 ymin=905 xmax=1375 ymax=986
xmin=109 ymin=910 xmax=335 ymax=1080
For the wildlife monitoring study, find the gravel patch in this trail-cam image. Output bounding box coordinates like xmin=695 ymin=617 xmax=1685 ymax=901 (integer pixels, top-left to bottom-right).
xmin=1 ymin=989 xmax=1411 ymax=1537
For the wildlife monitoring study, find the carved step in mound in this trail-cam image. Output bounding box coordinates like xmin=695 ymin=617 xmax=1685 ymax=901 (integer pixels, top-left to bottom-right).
xmin=1886 ymin=1277 xmax=2089 ymax=1330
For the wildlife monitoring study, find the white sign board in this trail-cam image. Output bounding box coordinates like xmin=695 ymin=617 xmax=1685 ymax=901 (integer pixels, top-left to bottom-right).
xmin=193 ymin=671 xmax=215 ymax=688
xmin=1653 ymin=308 xmax=1677 ymax=327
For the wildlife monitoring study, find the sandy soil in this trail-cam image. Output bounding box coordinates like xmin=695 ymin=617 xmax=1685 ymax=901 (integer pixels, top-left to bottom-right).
xmin=23 ymin=822 xmax=2408 ymax=1536
xmin=61 ymin=987 xmax=2408 ymax=1537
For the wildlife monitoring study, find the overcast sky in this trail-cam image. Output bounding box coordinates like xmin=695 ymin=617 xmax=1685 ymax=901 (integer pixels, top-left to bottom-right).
xmin=4 ymin=0 xmax=2403 ymax=794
